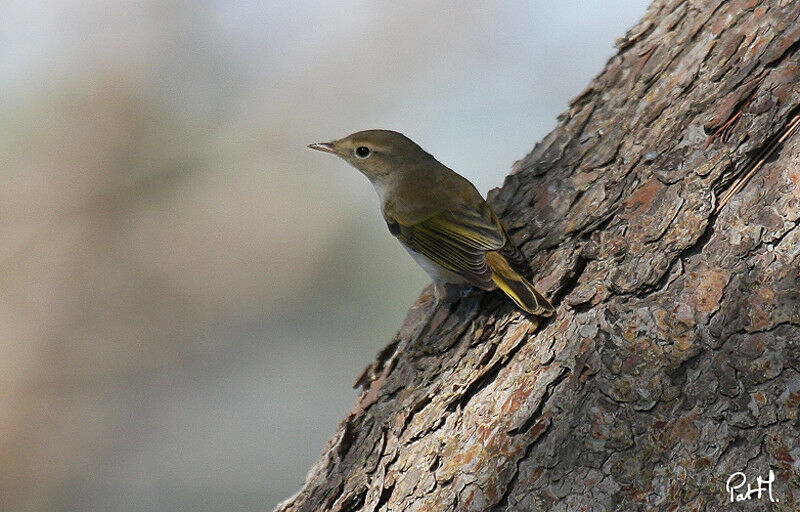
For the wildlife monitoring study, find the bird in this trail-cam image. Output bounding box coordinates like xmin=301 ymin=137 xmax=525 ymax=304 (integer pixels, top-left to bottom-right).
xmin=308 ymin=130 xmax=554 ymax=317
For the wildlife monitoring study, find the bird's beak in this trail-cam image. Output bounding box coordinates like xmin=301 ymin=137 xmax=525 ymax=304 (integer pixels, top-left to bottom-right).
xmin=307 ymin=141 xmax=337 ymax=154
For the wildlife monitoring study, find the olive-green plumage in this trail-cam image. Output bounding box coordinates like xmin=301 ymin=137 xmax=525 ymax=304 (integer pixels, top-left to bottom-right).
xmin=308 ymin=130 xmax=554 ymax=316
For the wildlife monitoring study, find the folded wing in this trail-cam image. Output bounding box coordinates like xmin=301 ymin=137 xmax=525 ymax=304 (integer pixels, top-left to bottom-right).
xmin=387 ymin=203 xmax=554 ymax=316
xmin=390 ymin=203 xmax=504 ymax=290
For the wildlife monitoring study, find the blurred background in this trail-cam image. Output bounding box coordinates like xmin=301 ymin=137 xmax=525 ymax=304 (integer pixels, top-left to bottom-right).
xmin=1 ymin=1 xmax=650 ymax=510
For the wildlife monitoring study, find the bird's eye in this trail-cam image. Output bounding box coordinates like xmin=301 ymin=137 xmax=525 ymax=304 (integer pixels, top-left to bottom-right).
xmin=355 ymin=146 xmax=371 ymax=158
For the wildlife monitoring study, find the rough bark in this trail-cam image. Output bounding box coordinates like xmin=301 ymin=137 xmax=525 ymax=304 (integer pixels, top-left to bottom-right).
xmin=277 ymin=1 xmax=800 ymax=510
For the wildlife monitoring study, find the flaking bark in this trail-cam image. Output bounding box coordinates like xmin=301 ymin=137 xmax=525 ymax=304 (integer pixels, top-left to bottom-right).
xmin=277 ymin=1 xmax=800 ymax=510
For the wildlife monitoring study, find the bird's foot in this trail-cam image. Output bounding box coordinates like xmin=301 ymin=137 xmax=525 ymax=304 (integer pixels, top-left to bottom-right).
xmin=411 ymin=284 xmax=454 ymax=355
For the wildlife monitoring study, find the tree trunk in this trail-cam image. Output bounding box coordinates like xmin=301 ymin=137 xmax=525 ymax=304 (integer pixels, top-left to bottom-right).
xmin=277 ymin=1 xmax=800 ymax=510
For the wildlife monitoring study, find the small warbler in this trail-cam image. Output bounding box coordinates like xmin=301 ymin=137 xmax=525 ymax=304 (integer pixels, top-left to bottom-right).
xmin=309 ymin=130 xmax=554 ymax=316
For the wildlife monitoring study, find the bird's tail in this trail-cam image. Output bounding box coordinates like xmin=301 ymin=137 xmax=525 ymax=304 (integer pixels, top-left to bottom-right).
xmin=485 ymin=251 xmax=555 ymax=316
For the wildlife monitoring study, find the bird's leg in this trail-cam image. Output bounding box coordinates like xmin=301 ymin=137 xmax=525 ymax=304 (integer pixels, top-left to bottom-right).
xmin=432 ymin=281 xmax=448 ymax=309
xmin=414 ymin=281 xmax=456 ymax=354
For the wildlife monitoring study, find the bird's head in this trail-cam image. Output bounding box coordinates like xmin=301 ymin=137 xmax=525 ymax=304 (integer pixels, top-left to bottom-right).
xmin=308 ymin=130 xmax=431 ymax=181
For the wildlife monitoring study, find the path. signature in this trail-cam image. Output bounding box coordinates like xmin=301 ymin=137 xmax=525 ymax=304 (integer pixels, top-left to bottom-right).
xmin=726 ymin=469 xmax=778 ymax=503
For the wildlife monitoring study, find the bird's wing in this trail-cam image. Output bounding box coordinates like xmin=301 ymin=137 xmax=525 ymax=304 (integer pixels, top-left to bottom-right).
xmin=386 ymin=203 xmax=507 ymax=289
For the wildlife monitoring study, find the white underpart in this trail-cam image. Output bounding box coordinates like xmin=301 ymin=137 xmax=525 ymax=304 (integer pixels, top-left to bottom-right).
xmin=370 ymin=179 xmax=388 ymax=203
xmin=370 ymin=177 xmax=467 ymax=286
xmin=403 ymin=245 xmax=468 ymax=285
